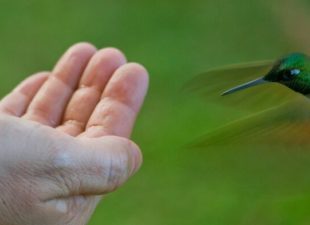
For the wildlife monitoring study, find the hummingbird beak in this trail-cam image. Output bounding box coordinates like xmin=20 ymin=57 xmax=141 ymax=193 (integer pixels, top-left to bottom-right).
xmin=221 ymin=77 xmax=268 ymax=96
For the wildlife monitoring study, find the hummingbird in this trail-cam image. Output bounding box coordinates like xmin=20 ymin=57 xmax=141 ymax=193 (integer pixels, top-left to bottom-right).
xmin=185 ymin=53 xmax=310 ymax=112
xmin=185 ymin=52 xmax=310 ymax=146
xmin=221 ymin=53 xmax=310 ymax=96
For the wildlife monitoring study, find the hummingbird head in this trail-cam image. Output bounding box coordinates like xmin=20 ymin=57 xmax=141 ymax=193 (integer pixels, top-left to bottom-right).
xmin=264 ymin=53 xmax=310 ymax=94
xmin=222 ymin=53 xmax=310 ymax=96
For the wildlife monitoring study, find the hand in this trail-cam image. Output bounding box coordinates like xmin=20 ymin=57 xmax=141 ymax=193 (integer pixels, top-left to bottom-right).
xmin=0 ymin=43 xmax=148 ymax=225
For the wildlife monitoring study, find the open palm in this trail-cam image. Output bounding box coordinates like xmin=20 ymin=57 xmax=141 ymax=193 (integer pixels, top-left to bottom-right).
xmin=0 ymin=43 xmax=148 ymax=225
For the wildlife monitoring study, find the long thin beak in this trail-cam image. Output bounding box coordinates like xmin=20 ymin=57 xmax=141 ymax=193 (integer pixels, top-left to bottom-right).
xmin=221 ymin=77 xmax=268 ymax=96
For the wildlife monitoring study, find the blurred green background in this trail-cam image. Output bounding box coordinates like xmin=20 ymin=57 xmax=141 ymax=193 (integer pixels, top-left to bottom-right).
xmin=1 ymin=0 xmax=310 ymax=224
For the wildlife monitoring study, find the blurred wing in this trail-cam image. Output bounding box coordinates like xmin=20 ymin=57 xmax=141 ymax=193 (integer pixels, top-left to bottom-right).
xmin=184 ymin=61 xmax=299 ymax=112
xmin=184 ymin=61 xmax=273 ymax=93
xmin=190 ymin=95 xmax=310 ymax=148
xmin=188 ymin=95 xmax=310 ymax=216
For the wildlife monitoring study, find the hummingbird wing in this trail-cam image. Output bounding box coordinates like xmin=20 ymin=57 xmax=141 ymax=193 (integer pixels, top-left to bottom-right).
xmin=184 ymin=61 xmax=299 ymax=112
xmin=187 ymin=95 xmax=310 ymax=220
xmin=190 ymin=95 xmax=310 ymax=148
xmin=184 ymin=61 xmax=273 ymax=94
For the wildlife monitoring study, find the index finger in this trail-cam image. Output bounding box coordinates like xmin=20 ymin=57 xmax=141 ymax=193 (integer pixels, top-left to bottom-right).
xmin=81 ymin=63 xmax=149 ymax=138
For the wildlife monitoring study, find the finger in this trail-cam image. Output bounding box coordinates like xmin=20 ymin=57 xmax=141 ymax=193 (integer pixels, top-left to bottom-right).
xmin=57 ymin=48 xmax=127 ymax=136
xmin=51 ymin=136 xmax=142 ymax=196
xmin=23 ymin=43 xmax=97 ymax=126
xmin=82 ymin=63 xmax=149 ymax=138
xmin=0 ymin=72 xmax=49 ymax=116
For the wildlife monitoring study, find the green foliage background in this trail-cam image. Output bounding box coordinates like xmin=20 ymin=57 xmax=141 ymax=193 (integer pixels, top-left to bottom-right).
xmin=0 ymin=0 xmax=309 ymax=224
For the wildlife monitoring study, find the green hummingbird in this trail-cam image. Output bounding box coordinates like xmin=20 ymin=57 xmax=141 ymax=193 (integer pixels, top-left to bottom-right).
xmin=185 ymin=52 xmax=310 ymax=146
xmin=221 ymin=53 xmax=310 ymax=96
xmin=185 ymin=53 xmax=310 ymax=113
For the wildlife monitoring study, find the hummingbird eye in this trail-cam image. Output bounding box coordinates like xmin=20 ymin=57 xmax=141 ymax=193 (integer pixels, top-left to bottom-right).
xmin=280 ymin=69 xmax=300 ymax=81
xmin=290 ymin=69 xmax=301 ymax=76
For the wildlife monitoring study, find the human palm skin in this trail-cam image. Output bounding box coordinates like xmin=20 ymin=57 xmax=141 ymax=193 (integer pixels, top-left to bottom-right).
xmin=0 ymin=43 xmax=148 ymax=225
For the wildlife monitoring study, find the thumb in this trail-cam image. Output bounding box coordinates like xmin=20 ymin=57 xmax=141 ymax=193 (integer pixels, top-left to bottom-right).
xmin=52 ymin=136 xmax=142 ymax=196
